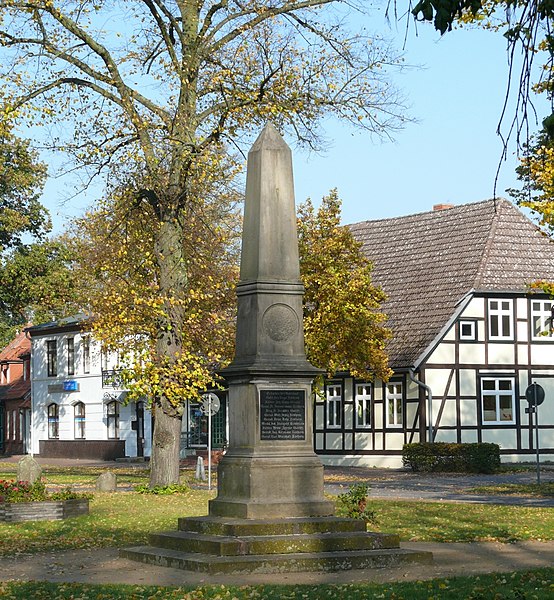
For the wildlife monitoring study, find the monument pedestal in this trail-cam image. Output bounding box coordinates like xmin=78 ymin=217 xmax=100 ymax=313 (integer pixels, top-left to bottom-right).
xmin=121 ymin=124 xmax=432 ymax=574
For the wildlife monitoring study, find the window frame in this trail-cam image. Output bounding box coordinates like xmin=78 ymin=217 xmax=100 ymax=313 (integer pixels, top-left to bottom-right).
xmin=386 ymin=382 xmax=403 ymax=428
xmin=106 ymin=400 xmax=120 ymax=439
xmin=74 ymin=401 xmax=85 ymax=439
xmin=488 ymin=299 xmax=514 ymax=340
xmin=459 ymin=319 xmax=477 ymax=341
xmin=480 ymin=376 xmax=516 ymax=425
xmin=530 ymin=299 xmax=554 ymax=340
xmin=47 ymin=403 xmax=59 ymax=439
xmin=46 ymin=340 xmax=58 ymax=377
xmin=355 ymin=383 xmax=372 ymax=429
xmin=325 ymin=383 xmax=342 ymax=429
xmin=67 ymin=337 xmax=75 ymax=376
xmin=82 ymin=336 xmax=91 ymax=374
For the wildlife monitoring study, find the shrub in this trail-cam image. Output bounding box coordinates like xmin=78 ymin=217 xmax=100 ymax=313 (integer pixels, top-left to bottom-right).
xmin=402 ymin=442 xmax=500 ymax=473
xmin=135 ymin=483 xmax=190 ymax=495
xmin=335 ymin=483 xmax=377 ymax=523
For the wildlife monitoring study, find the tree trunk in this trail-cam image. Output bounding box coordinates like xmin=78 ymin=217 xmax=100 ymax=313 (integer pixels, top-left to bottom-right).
xmin=149 ymin=397 xmax=183 ymax=487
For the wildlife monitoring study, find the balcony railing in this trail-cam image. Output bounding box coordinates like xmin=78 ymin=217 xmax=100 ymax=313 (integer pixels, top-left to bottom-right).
xmin=101 ymin=369 xmax=125 ymax=389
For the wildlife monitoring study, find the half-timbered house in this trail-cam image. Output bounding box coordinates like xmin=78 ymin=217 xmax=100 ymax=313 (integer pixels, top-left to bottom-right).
xmin=314 ymin=199 xmax=554 ymax=466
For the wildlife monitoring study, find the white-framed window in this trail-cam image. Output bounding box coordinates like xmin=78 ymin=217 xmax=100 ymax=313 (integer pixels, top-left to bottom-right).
xmin=386 ymin=382 xmax=403 ymax=427
xmin=488 ymin=299 xmax=513 ymax=340
xmin=481 ymin=377 xmax=515 ymax=424
xmin=82 ymin=336 xmax=91 ymax=373
xmin=74 ymin=402 xmax=85 ymax=439
xmin=326 ymin=384 xmax=342 ymax=428
xmin=459 ymin=320 xmax=477 ymax=341
xmin=531 ymin=300 xmax=554 ymax=339
xmin=67 ymin=337 xmax=75 ymax=376
xmin=355 ymin=383 xmax=372 ymax=428
xmin=48 ymin=403 xmax=59 ymax=439
xmin=47 ymin=340 xmax=58 ymax=377
xmin=107 ymin=401 xmax=119 ymax=439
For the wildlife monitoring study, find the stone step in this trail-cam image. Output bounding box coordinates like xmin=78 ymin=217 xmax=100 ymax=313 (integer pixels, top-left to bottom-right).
xmin=120 ymin=545 xmax=434 ymax=575
xmin=149 ymin=529 xmax=400 ymax=556
xmin=178 ymin=516 xmax=368 ymax=536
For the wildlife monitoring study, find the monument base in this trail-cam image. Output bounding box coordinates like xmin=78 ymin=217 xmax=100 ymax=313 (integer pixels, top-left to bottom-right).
xmin=121 ymin=516 xmax=433 ymax=574
xmin=208 ymin=454 xmax=335 ymax=518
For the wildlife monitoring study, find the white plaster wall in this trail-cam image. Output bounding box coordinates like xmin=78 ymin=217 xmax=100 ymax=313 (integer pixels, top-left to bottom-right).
xmin=459 ymin=399 xmax=478 ymax=426
xmin=344 ymin=403 xmax=353 ymax=429
xmin=443 ymin=325 xmax=455 ymax=341
xmin=459 ymin=344 xmax=486 ymax=364
xmin=434 ymin=429 xmax=457 ymax=443
xmin=530 ymin=345 xmax=554 ymax=367
xmin=315 ymin=432 xmax=324 ymax=450
xmin=385 ymin=432 xmax=404 ymax=449
xmin=516 ymin=321 xmax=528 ymax=343
xmin=461 ymin=297 xmax=485 ymax=319
xmin=352 ymin=432 xmax=370 ymax=451
xmin=374 ymin=403 xmax=383 ymax=429
xmin=325 ymin=432 xmax=343 ymax=450
xmin=459 ymin=370 xmax=477 ymax=397
xmin=487 ymin=345 xmax=515 ymax=365
xmin=344 ymin=432 xmax=353 ymax=451
xmin=481 ymin=429 xmax=518 ymax=447
xmin=460 ymin=430 xmax=478 ymax=443
xmin=314 ymin=403 xmax=325 ymax=429
xmin=425 ymin=369 xmax=455 ymax=398
xmin=516 ymin=297 xmax=528 ymax=319
xmin=319 ymin=455 xmax=404 ymax=468
xmin=434 ymin=399 xmax=457 ymax=427
xmin=518 ymin=345 xmax=530 ymax=366
xmin=426 ymin=343 xmax=455 ymax=365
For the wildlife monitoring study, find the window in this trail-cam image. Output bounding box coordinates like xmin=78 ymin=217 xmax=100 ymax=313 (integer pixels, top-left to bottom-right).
xmin=47 ymin=340 xmax=57 ymax=377
xmin=48 ymin=403 xmax=59 ymax=439
xmin=1 ymin=364 xmax=8 ymax=384
xmin=386 ymin=382 xmax=403 ymax=427
xmin=326 ymin=384 xmax=342 ymax=428
xmin=459 ymin=320 xmax=477 ymax=341
xmin=67 ymin=337 xmax=75 ymax=376
xmin=488 ymin=299 xmax=513 ymax=339
xmin=481 ymin=377 xmax=515 ymax=424
xmin=107 ymin=401 xmax=119 ymax=439
xmin=531 ymin=300 xmax=553 ymax=339
xmin=355 ymin=383 xmax=372 ymax=428
xmin=83 ymin=336 xmax=91 ymax=374
xmin=74 ymin=402 xmax=85 ymax=439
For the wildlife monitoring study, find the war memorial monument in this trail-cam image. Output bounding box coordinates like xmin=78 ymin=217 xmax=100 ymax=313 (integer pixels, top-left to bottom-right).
xmin=122 ymin=124 xmax=432 ymax=573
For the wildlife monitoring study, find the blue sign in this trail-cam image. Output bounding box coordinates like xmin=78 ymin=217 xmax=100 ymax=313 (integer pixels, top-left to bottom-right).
xmin=63 ymin=380 xmax=79 ymax=392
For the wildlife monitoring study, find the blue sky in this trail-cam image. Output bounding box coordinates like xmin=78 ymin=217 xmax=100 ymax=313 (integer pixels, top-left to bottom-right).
xmin=39 ymin=9 xmax=549 ymax=232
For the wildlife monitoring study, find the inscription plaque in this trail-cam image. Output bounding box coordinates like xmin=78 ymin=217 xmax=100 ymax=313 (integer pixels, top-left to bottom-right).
xmin=260 ymin=389 xmax=305 ymax=440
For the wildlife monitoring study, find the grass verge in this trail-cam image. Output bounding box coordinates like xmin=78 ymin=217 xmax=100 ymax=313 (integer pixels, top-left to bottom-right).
xmin=0 ymin=568 xmax=552 ymax=599
xmin=469 ymin=483 xmax=554 ymax=497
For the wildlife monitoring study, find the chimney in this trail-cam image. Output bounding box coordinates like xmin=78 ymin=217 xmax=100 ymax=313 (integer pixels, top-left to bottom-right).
xmin=433 ymin=203 xmax=455 ymax=211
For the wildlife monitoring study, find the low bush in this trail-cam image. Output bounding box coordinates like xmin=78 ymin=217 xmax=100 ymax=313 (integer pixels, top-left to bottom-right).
xmin=335 ymin=483 xmax=377 ymax=523
xmin=0 ymin=479 xmax=90 ymax=503
xmin=135 ymin=482 xmax=190 ymax=495
xmin=402 ymin=442 xmax=500 ymax=473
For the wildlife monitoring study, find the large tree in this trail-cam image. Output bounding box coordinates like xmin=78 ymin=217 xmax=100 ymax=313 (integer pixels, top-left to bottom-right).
xmin=0 ymin=0 xmax=407 ymax=484
xmin=298 ymin=190 xmax=391 ymax=382
xmin=0 ymin=120 xmax=49 ymax=253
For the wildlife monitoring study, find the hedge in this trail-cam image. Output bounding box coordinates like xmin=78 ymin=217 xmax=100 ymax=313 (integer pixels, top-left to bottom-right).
xmin=402 ymin=442 xmax=501 ymax=473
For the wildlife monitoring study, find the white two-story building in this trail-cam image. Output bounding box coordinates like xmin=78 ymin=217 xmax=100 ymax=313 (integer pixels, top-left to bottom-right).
xmin=27 ymin=315 xmax=151 ymax=460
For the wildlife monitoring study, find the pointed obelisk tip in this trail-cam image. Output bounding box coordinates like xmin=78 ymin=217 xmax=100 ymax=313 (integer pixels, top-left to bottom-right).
xmin=250 ymin=122 xmax=290 ymax=152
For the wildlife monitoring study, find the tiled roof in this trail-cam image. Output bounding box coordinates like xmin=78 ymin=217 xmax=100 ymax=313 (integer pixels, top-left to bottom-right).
xmin=0 ymin=379 xmax=30 ymax=402
xmin=349 ymin=199 xmax=554 ymax=369
xmin=0 ymin=330 xmax=31 ymax=362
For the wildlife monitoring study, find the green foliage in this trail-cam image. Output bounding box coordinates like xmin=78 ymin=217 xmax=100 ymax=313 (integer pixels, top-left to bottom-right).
xmin=297 ymin=190 xmax=392 ymax=381
xmin=135 ymin=483 xmax=190 ymax=495
xmin=0 ymin=479 xmax=90 ymax=503
xmin=402 ymin=442 xmax=501 ymax=473
xmin=0 ymin=122 xmax=49 ymax=254
xmin=335 ymin=483 xmax=377 ymax=523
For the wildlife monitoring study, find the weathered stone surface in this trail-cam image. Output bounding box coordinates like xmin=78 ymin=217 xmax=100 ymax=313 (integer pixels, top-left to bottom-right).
xmin=95 ymin=471 xmax=117 ymax=492
xmin=17 ymin=456 xmax=42 ymax=484
xmin=0 ymin=499 xmax=89 ymax=522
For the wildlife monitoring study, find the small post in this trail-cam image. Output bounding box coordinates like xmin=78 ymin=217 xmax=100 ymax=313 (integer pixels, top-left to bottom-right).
xmin=534 ymin=386 xmax=541 ymax=486
xmin=195 ymin=456 xmax=206 ymax=481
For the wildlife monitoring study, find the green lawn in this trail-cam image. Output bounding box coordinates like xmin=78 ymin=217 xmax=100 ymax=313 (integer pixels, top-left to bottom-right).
xmin=0 ymin=569 xmax=553 ymax=599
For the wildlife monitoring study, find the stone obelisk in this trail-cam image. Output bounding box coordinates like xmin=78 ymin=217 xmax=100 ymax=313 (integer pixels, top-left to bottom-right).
xmin=209 ymin=123 xmax=334 ymax=519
